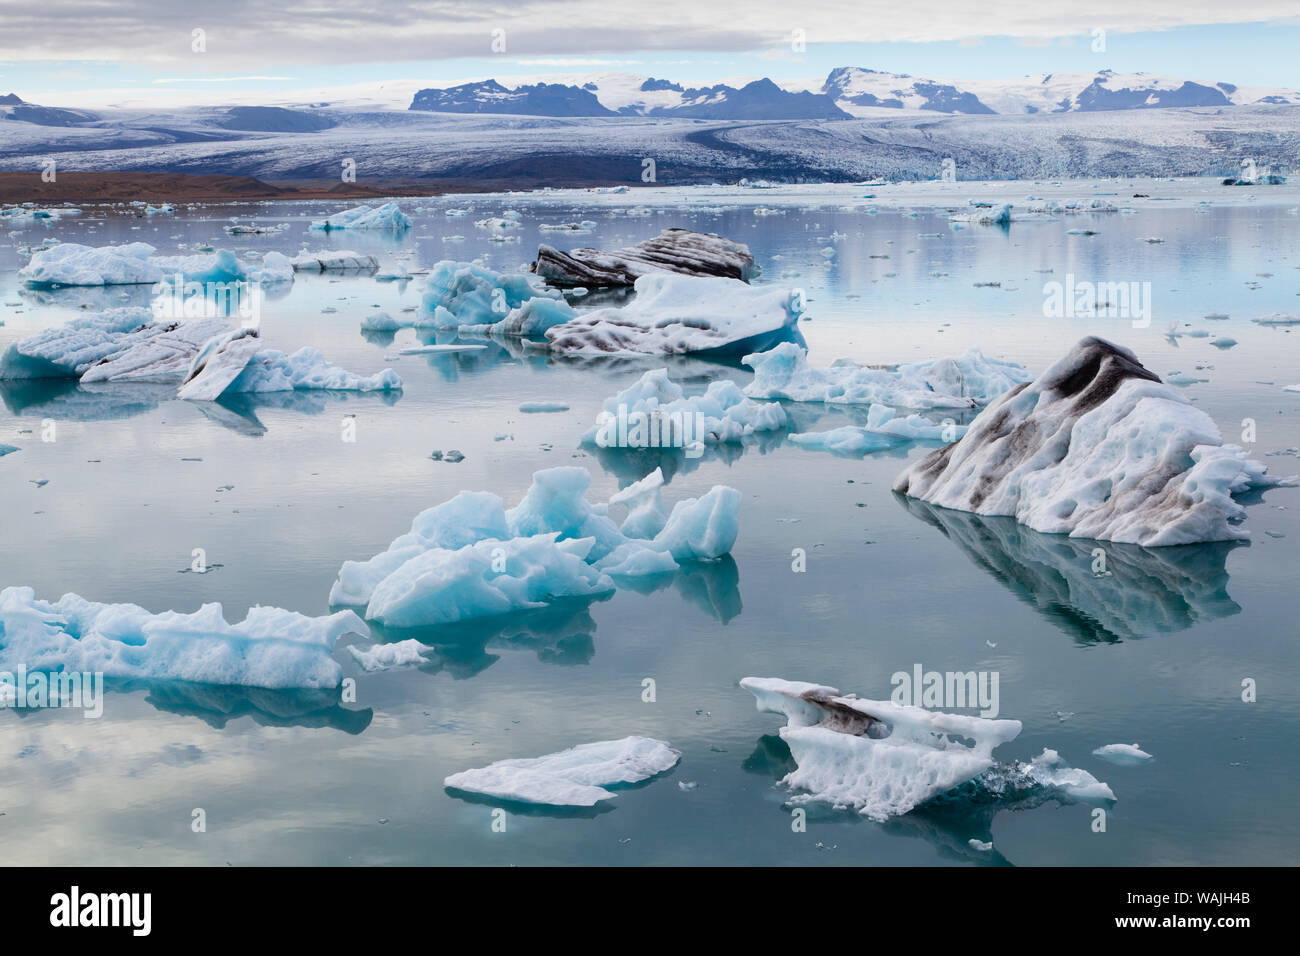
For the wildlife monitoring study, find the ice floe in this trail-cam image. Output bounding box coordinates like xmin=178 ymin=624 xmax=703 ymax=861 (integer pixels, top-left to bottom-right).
xmin=788 ymin=404 xmax=962 ymax=455
xmin=0 ymin=586 xmax=365 ymax=689
xmin=1092 ymin=743 xmax=1154 ymax=765
xmin=329 ymin=466 xmax=741 ymax=626
xmin=310 ymin=202 xmax=411 ymax=232
xmin=290 ymin=250 xmax=379 ymax=272
xmin=532 ymin=228 xmax=756 ymax=288
xmin=444 ymin=736 xmax=680 ymax=806
xmin=544 ymin=274 xmax=801 ymax=356
xmin=420 ymin=260 xmax=564 ymax=332
xmin=348 ymin=638 xmax=430 ymax=672
xmin=18 ymin=242 xmax=289 ymax=287
xmin=179 ymin=330 xmax=402 ymax=402
xmin=741 ymin=677 xmax=1023 ymax=821
xmin=894 ymin=337 xmax=1296 ymax=546
xmin=581 ymin=367 xmax=787 ymax=451
xmin=743 ymin=342 xmax=1028 ymax=409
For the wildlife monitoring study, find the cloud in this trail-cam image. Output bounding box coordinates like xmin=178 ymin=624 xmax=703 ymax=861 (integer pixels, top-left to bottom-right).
xmin=0 ymin=1 xmax=1296 ymax=67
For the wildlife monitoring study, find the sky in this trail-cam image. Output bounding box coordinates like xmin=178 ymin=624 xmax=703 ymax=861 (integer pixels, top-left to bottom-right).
xmin=1 ymin=1 xmax=1298 ymax=109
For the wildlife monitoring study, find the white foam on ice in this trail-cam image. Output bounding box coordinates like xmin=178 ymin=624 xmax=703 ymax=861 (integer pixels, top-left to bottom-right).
xmin=444 ymin=736 xmax=680 ymax=806
xmin=743 ymin=342 xmax=1028 ymax=409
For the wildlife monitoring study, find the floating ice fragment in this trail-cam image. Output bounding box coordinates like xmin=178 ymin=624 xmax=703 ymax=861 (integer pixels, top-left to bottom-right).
xmin=444 ymin=736 xmax=680 ymax=806
xmin=1092 ymin=743 xmax=1154 ymax=765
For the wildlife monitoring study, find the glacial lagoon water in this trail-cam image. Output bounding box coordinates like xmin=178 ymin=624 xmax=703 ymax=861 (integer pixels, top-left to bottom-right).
xmin=1 ymin=181 xmax=1297 ymax=865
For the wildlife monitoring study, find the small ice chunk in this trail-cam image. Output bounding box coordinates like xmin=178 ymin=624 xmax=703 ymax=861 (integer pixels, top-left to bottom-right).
xmin=1092 ymin=743 xmax=1154 ymax=765
xmin=348 ymin=639 xmax=429 ymax=672
xmin=444 ymin=736 xmax=680 ymax=806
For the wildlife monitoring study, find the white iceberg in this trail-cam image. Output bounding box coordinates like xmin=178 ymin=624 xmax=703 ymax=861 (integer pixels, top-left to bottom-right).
xmin=348 ymin=639 xmax=430 ymax=672
xmin=1092 ymin=743 xmax=1154 ymax=766
xmin=0 ymin=308 xmax=231 ymax=382
xmin=894 ymin=337 xmax=1296 ymax=546
xmin=743 ymin=343 xmax=1028 ymax=409
xmin=0 ymin=586 xmax=365 ymax=689
xmin=741 ymin=677 xmax=1023 ymax=822
xmin=179 ymin=331 xmax=402 ymax=402
xmin=310 ymin=202 xmax=411 ymax=232
xmin=545 ymin=274 xmax=800 ymax=356
xmin=581 ymin=367 xmax=787 ymax=450
xmin=444 ymin=736 xmax=680 ymax=806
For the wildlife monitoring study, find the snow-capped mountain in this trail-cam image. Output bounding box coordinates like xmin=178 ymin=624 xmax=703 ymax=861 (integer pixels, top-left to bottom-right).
xmin=409 ymin=76 xmax=848 ymax=120
xmin=406 ymin=68 xmax=1300 ymax=119
xmin=824 ymin=67 xmax=1300 ymax=116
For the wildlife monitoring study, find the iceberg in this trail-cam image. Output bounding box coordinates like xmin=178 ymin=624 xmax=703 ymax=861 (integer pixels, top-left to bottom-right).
xmin=788 ymin=404 xmax=963 ymax=455
xmin=545 ymin=274 xmax=801 ymax=356
xmin=18 ymin=242 xmax=289 ymax=287
xmin=444 ymin=736 xmax=680 ymax=806
xmin=894 ymin=337 xmax=1296 ymax=546
xmin=0 ymin=308 xmax=232 ymax=382
xmin=1092 ymin=743 xmax=1154 ymax=766
xmin=581 ymin=367 xmax=787 ymax=450
xmin=310 ymin=202 xmax=411 ymax=232
xmin=741 ymin=677 xmax=1023 ymax=822
xmin=420 ymin=260 xmax=561 ymax=329
xmin=532 ymin=228 xmax=756 ymax=288
xmin=0 ymin=586 xmax=365 ymax=689
xmin=329 ymin=466 xmax=742 ymax=626
xmin=179 ymin=330 xmax=402 ymax=402
xmin=290 ymin=250 xmax=379 ymax=272
xmin=743 ymin=342 xmax=1028 ymax=409
xmin=348 ymin=639 xmax=430 ymax=672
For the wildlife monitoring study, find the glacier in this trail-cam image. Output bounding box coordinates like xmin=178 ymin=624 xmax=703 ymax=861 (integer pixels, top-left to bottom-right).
xmin=0 ymin=586 xmax=365 ymax=689
xmin=894 ymin=337 xmax=1297 ymax=546
xmin=444 ymin=736 xmax=680 ymax=806
xmin=743 ymin=343 xmax=1028 ymax=409
xmin=329 ymin=466 xmax=741 ymax=626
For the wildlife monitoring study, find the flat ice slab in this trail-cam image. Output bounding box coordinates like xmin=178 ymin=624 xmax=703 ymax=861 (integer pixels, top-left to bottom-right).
xmin=444 ymin=736 xmax=680 ymax=806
